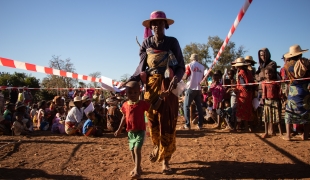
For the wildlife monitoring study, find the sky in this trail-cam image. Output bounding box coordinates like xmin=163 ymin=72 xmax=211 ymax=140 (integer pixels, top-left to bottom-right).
xmin=1 ymin=0 xmax=310 ymax=86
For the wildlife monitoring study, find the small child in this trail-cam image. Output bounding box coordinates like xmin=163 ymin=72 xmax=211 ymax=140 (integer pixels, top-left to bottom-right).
xmin=11 ymin=113 xmax=29 ymax=136
xmin=261 ymin=67 xmax=282 ymax=138
xmin=114 ymin=81 xmax=168 ymax=179
xmin=83 ymin=111 xmax=102 ymax=137
xmin=209 ymin=72 xmax=225 ymax=128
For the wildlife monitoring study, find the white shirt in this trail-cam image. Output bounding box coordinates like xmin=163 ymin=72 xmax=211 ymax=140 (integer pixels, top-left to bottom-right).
xmin=185 ymin=61 xmax=205 ymax=90
xmin=65 ymin=107 xmax=83 ymax=123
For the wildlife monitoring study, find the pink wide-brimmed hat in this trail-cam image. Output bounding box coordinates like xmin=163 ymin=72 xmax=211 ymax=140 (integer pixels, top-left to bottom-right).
xmin=142 ymin=11 xmax=174 ymax=28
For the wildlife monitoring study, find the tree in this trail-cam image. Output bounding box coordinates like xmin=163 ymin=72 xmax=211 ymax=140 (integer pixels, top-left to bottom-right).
xmin=119 ymin=73 xmax=131 ymax=82
xmin=88 ymin=71 xmax=101 ymax=88
xmin=41 ymin=56 xmax=78 ymax=96
xmin=0 ymin=72 xmax=40 ymax=102
xmin=207 ymin=36 xmax=247 ymax=72
xmin=183 ymin=43 xmax=211 ymax=68
xmin=182 ymin=36 xmax=247 ymax=73
xmin=78 ymin=81 xmax=86 ymax=88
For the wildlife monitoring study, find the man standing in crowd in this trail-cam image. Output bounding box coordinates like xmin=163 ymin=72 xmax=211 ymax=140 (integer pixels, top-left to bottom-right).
xmin=182 ymin=54 xmax=205 ymax=130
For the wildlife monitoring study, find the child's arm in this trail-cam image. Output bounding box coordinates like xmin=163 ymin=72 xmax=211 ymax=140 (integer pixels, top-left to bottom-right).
xmin=114 ymin=114 xmax=126 ymax=137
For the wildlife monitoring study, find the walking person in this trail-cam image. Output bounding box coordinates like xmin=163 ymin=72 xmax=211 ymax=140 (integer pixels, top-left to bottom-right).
xmin=126 ymin=10 xmax=185 ymax=174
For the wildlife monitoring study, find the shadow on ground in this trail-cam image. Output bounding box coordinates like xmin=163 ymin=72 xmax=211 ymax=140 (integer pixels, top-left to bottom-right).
xmin=173 ymin=160 xmax=310 ymax=179
xmin=0 ymin=168 xmax=85 ymax=180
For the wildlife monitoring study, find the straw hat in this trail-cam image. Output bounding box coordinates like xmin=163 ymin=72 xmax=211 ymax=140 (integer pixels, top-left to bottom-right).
xmin=142 ymin=11 xmax=174 ymax=28
xmin=82 ymin=95 xmax=90 ymax=103
xmin=284 ymin=45 xmax=308 ymax=58
xmin=74 ymin=96 xmax=82 ymax=102
xmin=244 ymin=55 xmax=257 ymax=64
xmin=232 ymin=57 xmax=250 ymax=67
xmin=189 ymin=54 xmax=199 ymax=61
xmin=106 ymin=97 xmax=119 ymax=106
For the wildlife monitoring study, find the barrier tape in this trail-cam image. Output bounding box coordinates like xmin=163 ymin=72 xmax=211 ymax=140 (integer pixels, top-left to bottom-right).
xmin=220 ymin=77 xmax=310 ymax=87
xmin=0 ymin=57 xmax=123 ymax=89
xmin=0 ymin=86 xmax=103 ymax=90
xmin=201 ymin=0 xmax=253 ymax=84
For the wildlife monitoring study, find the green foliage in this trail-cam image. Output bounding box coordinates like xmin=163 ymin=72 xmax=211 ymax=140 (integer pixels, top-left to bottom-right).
xmin=0 ymin=72 xmax=40 ymax=101
xmin=183 ymin=43 xmax=211 ymax=68
xmin=182 ymin=36 xmax=247 ymax=73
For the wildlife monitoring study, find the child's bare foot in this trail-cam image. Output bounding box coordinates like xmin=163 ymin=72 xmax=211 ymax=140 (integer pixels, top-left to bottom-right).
xmin=282 ymin=136 xmax=291 ymax=141
xmin=261 ymin=133 xmax=269 ymax=139
xmin=130 ymin=168 xmax=140 ymax=179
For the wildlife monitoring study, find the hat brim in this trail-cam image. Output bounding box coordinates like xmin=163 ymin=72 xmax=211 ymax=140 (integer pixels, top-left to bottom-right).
xmin=245 ymin=59 xmax=257 ymax=64
xmin=284 ymin=49 xmax=308 ymax=58
xmin=232 ymin=63 xmax=250 ymax=67
xmin=142 ymin=18 xmax=174 ymax=28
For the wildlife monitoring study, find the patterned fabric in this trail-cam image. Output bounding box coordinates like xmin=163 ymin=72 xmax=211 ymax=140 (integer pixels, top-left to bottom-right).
xmin=284 ymin=59 xmax=310 ymax=124
xmin=145 ymin=74 xmax=178 ymax=162
xmin=263 ymin=99 xmax=281 ymax=123
xmin=236 ymin=69 xmax=254 ymax=121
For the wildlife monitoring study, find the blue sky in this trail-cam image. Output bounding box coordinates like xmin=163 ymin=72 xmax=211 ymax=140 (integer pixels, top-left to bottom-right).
xmin=1 ymin=0 xmax=310 ymax=85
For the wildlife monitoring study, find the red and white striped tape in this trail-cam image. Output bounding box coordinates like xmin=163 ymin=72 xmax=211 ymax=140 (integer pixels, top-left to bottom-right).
xmin=201 ymin=0 xmax=253 ymax=84
xmin=0 ymin=86 xmax=103 ymax=90
xmin=0 ymin=57 xmax=123 ymax=89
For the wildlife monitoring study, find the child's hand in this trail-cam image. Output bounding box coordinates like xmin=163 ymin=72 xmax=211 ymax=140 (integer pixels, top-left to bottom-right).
xmin=114 ymin=129 xmax=121 ymax=137
xmin=159 ymin=91 xmax=170 ymax=99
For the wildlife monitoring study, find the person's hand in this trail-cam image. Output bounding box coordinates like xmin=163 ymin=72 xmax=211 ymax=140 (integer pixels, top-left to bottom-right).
xmin=168 ymin=76 xmax=178 ymax=92
xmin=114 ymin=129 xmax=121 ymax=137
xmin=159 ymin=90 xmax=170 ymax=99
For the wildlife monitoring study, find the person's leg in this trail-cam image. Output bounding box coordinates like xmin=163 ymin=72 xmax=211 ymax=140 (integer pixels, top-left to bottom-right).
xmin=133 ymin=147 xmax=142 ymax=176
xmin=129 ymin=150 xmax=135 ymax=176
xmin=183 ymin=89 xmax=194 ymax=128
xmin=244 ymin=120 xmax=249 ymax=132
xmin=261 ymin=121 xmax=268 ymax=138
xmin=283 ymin=123 xmax=291 ymax=140
xmin=277 ymin=123 xmax=283 ymax=136
xmin=193 ymin=90 xmax=204 ymax=129
xmin=302 ymin=124 xmax=309 ymax=140
xmin=269 ymin=123 xmax=274 ymax=135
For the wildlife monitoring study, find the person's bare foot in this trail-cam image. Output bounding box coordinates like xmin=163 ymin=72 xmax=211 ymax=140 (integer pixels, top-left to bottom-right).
xmin=130 ymin=168 xmax=140 ymax=179
xmin=261 ymin=133 xmax=269 ymax=139
xmin=162 ymin=160 xmax=173 ymax=175
xmin=282 ymin=136 xmax=291 ymax=141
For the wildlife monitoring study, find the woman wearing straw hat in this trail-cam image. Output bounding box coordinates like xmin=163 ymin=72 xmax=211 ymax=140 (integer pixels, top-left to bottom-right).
xmin=283 ymin=45 xmax=310 ymax=141
xmin=64 ymin=96 xmax=84 ymax=135
xmin=127 ymin=10 xmax=185 ymax=174
xmin=232 ymin=57 xmax=255 ymax=132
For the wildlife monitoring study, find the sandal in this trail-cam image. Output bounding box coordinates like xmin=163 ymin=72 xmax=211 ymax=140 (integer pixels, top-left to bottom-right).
xmin=149 ymin=145 xmax=159 ymax=163
xmin=162 ymin=168 xmax=173 ymax=175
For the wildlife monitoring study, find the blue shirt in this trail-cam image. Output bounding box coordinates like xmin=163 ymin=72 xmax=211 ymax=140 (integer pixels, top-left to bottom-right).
xmin=82 ymin=119 xmax=93 ymax=135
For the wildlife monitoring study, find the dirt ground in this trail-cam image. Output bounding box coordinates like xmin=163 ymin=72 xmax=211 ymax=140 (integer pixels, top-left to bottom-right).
xmin=0 ymin=118 xmax=310 ymax=180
